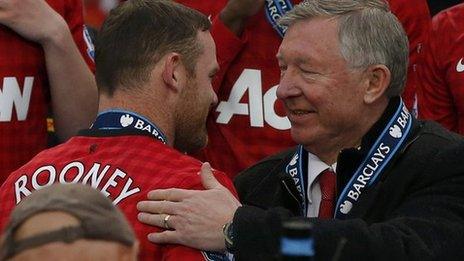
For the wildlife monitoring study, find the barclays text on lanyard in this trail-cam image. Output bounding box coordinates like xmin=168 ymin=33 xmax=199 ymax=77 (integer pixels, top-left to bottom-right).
xmin=265 ymin=0 xmax=294 ymax=37
xmin=90 ymin=110 xmax=168 ymax=144
xmin=285 ymin=99 xmax=413 ymax=218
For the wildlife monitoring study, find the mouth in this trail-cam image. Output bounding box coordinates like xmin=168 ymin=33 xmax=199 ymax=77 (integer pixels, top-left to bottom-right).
xmin=288 ymin=109 xmax=316 ymax=116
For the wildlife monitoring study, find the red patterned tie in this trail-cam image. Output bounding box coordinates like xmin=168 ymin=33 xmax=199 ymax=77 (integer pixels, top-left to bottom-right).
xmin=318 ymin=168 xmax=336 ymax=219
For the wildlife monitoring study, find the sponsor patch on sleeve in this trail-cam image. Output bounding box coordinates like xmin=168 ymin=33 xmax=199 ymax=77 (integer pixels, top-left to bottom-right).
xmin=83 ymin=26 xmax=95 ymax=61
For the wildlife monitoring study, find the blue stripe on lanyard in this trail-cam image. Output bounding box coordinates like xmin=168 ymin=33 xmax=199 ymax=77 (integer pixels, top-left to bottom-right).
xmin=91 ymin=109 xmax=168 ymax=144
xmin=285 ymin=145 xmax=307 ymax=216
xmin=335 ymin=99 xmax=412 ymax=218
xmin=273 ymin=0 xmax=286 ymax=14
xmin=297 ymin=145 xmax=306 ymax=215
xmin=367 ymin=107 xmax=412 ymax=186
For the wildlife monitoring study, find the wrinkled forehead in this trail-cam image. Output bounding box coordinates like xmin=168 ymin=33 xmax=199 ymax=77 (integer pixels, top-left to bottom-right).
xmin=277 ymin=18 xmax=342 ymax=61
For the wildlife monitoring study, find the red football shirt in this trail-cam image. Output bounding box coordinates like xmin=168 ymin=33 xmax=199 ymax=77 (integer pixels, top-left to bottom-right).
xmin=418 ymin=3 xmax=464 ymax=134
xmin=180 ymin=0 xmax=430 ymax=177
xmin=0 ymin=0 xmax=95 ymax=185
xmin=0 ymin=129 xmax=237 ymax=260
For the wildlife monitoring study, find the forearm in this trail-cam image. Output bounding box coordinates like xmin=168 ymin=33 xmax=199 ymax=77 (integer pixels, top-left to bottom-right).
xmin=310 ymin=215 xmax=464 ymax=261
xmin=233 ymin=205 xmax=294 ymax=260
xmin=219 ymin=9 xmax=248 ymax=36
xmin=210 ymin=16 xmax=247 ymax=92
xmin=43 ymin=24 xmax=98 ymax=141
xmin=234 ymin=208 xmax=462 ymax=261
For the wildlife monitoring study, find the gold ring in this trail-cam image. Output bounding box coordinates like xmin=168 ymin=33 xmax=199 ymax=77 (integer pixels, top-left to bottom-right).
xmin=163 ymin=214 xmax=171 ymax=230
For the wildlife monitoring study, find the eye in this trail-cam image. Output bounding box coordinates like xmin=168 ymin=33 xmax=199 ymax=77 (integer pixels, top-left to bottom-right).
xmin=300 ymin=67 xmax=314 ymax=74
xmin=300 ymin=67 xmax=320 ymax=80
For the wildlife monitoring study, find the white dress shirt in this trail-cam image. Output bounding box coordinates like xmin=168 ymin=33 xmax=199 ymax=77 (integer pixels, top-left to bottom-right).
xmin=306 ymin=152 xmax=337 ymax=217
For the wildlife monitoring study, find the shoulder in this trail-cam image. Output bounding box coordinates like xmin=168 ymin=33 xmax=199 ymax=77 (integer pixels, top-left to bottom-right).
xmin=401 ymin=120 xmax=462 ymax=162
xmin=394 ymin=120 xmax=464 ymax=183
xmin=387 ymin=0 xmax=430 ymax=26
xmin=414 ymin=120 xmax=463 ymax=146
xmin=433 ymin=3 xmax=464 ymax=29
xmin=162 ymin=152 xmax=237 ymax=194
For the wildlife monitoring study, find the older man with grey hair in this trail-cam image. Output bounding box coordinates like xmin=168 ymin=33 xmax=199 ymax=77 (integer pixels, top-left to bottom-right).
xmin=137 ymin=0 xmax=464 ymax=260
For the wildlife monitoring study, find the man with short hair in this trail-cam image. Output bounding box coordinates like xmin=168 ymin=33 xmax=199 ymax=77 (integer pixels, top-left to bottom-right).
xmin=137 ymin=0 xmax=464 ymax=260
xmin=0 ymin=183 xmax=138 ymax=261
xmin=0 ymin=1 xmax=236 ymax=260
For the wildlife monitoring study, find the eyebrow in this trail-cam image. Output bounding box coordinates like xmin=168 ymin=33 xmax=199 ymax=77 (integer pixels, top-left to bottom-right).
xmin=276 ymin=54 xmax=314 ymax=67
xmin=295 ymin=57 xmax=310 ymax=65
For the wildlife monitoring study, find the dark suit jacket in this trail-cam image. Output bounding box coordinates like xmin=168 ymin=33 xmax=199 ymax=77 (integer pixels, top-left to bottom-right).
xmin=233 ymin=106 xmax=464 ymax=261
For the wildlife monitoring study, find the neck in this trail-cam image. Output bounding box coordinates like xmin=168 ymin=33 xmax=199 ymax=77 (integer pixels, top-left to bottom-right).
xmin=98 ymin=92 xmax=175 ymax=147
xmin=305 ymin=101 xmax=388 ymax=165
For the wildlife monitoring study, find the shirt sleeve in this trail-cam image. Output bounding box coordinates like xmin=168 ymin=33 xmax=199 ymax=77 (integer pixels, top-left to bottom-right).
xmin=63 ymin=0 xmax=96 ymax=72
xmin=210 ymin=15 xmax=248 ymax=93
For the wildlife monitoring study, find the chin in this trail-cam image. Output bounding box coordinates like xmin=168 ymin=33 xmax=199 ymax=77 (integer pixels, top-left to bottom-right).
xmin=290 ymin=127 xmax=317 ymax=146
xmin=192 ymin=130 xmax=208 ymax=151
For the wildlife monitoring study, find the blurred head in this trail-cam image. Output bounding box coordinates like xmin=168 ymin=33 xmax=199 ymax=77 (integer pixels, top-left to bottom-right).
xmin=96 ymin=0 xmax=218 ymax=153
xmin=0 ymin=184 xmax=138 ymax=261
xmin=276 ymin=0 xmax=408 ymax=151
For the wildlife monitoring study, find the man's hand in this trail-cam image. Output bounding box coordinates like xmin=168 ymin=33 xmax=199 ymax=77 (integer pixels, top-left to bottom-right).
xmin=0 ymin=0 xmax=68 ymax=45
xmin=219 ymin=0 xmax=266 ymax=35
xmin=137 ymin=163 xmax=242 ymax=251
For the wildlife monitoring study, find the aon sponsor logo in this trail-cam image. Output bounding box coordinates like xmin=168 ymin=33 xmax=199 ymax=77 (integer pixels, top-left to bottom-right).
xmin=0 ymin=77 xmax=34 ymax=122
xmin=216 ymin=69 xmax=290 ymax=130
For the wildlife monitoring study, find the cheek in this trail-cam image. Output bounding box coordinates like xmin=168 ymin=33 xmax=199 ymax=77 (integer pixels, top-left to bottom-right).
xmin=323 ymin=79 xmax=364 ymax=109
xmin=316 ymin=91 xmax=358 ymax=125
xmin=300 ymin=86 xmax=321 ymax=105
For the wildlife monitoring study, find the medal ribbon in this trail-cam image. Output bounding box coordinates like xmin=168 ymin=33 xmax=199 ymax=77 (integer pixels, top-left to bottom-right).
xmin=91 ymin=109 xmax=167 ymax=144
xmin=285 ymin=99 xmax=413 ymax=218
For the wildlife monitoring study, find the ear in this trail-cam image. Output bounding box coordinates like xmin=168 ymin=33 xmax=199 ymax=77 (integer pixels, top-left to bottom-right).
xmin=161 ymin=53 xmax=187 ymax=92
xmin=363 ymin=64 xmax=391 ymax=104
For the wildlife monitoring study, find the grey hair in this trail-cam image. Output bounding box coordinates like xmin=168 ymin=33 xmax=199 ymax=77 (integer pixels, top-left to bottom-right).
xmin=279 ymin=0 xmax=409 ymax=97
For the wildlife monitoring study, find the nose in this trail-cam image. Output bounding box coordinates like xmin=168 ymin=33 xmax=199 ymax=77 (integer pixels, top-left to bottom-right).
xmin=276 ymin=69 xmax=302 ymax=100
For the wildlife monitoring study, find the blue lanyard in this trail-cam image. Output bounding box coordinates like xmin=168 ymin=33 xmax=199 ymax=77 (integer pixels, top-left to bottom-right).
xmin=285 ymin=99 xmax=413 ymax=218
xmin=335 ymin=99 xmax=412 ymax=218
xmin=285 ymin=145 xmax=308 ymax=216
xmin=91 ymin=109 xmax=167 ymax=144
xmin=264 ymin=0 xmax=294 ymax=37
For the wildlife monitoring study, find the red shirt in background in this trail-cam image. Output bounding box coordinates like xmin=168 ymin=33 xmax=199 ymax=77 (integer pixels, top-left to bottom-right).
xmin=389 ymin=0 xmax=431 ymax=114
xmin=418 ymin=3 xmax=464 ymax=134
xmin=0 ymin=0 xmax=95 ymax=185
